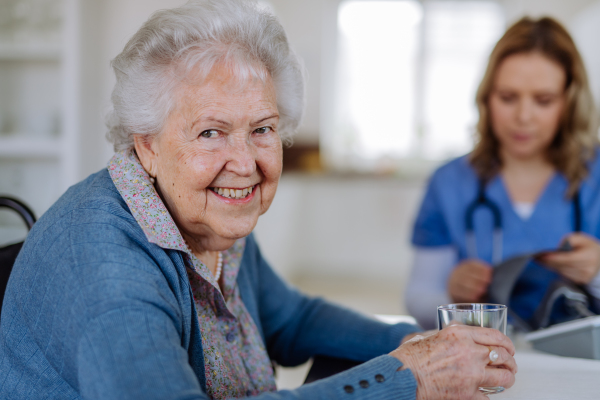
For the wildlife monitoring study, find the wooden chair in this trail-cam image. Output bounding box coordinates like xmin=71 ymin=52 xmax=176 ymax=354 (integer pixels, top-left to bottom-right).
xmin=0 ymin=196 xmax=36 ymax=314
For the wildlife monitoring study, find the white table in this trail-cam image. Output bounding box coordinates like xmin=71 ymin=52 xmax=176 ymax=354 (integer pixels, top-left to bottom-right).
xmin=375 ymin=316 xmax=600 ymax=398
xmin=495 ymin=342 xmax=600 ymax=399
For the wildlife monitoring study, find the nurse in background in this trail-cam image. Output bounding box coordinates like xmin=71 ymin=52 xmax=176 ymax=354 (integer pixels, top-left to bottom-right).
xmin=406 ymin=16 xmax=600 ymax=329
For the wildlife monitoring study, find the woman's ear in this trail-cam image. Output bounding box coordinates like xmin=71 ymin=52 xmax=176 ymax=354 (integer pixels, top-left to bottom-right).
xmin=133 ymin=134 xmax=158 ymax=178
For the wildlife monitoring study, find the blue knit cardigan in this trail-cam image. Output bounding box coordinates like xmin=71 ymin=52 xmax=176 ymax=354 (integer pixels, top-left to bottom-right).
xmin=0 ymin=169 xmax=419 ymax=399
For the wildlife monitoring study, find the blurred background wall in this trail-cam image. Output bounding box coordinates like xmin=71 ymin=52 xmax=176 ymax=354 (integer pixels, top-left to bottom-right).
xmin=2 ymin=0 xmax=600 ymax=318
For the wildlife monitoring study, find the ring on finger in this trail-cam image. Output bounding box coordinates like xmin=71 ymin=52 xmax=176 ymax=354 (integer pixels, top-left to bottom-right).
xmin=487 ymin=346 xmax=499 ymax=364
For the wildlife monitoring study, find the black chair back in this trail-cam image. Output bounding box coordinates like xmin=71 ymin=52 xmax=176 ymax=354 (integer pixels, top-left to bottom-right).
xmin=0 ymin=197 xmax=36 ymax=313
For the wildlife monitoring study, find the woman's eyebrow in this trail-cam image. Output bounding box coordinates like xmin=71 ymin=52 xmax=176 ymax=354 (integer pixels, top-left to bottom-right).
xmin=203 ymin=117 xmax=232 ymax=128
xmin=196 ymin=114 xmax=279 ymax=128
xmin=493 ymin=86 xmax=516 ymax=92
xmin=252 ymin=113 xmax=279 ymax=126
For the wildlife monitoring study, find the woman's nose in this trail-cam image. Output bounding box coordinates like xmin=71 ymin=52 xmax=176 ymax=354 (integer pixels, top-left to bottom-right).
xmin=225 ymin=136 xmax=256 ymax=176
xmin=516 ymin=99 xmax=534 ymax=124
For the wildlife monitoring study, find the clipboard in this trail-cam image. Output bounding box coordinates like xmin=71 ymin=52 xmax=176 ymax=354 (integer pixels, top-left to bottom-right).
xmin=488 ymin=242 xmax=572 ymax=308
xmin=487 ymin=241 xmax=586 ymax=331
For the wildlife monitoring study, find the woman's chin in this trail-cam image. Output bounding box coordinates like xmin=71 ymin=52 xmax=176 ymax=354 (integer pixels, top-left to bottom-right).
xmin=502 ymin=144 xmax=548 ymax=161
xmin=211 ymin=223 xmax=258 ymax=244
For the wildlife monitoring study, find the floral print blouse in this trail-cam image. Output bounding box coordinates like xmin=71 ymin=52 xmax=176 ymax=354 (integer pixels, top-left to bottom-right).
xmin=108 ymin=150 xmax=277 ymax=399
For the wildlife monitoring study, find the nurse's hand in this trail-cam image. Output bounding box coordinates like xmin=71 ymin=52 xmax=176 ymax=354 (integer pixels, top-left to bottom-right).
xmin=391 ymin=325 xmax=517 ymax=400
xmin=539 ymin=233 xmax=600 ymax=285
xmin=448 ymin=260 xmax=493 ymax=303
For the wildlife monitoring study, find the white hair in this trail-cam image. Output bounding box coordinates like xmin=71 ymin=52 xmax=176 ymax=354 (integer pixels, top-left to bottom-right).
xmin=106 ymin=0 xmax=305 ymax=151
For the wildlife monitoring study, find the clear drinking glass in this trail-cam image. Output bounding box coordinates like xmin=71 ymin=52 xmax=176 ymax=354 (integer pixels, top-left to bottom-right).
xmin=437 ymin=303 xmax=508 ymax=395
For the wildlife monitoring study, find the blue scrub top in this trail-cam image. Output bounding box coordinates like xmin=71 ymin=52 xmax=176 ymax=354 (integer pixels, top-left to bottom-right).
xmin=412 ymin=153 xmax=600 ymax=322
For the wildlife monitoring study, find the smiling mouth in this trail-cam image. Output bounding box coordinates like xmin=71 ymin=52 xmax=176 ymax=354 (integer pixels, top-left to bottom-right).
xmin=211 ymin=185 xmax=256 ymax=200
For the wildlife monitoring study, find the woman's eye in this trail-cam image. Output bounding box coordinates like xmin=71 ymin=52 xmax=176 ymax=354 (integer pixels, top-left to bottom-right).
xmin=499 ymin=95 xmax=516 ymax=103
xmin=200 ymin=129 xmax=219 ymax=138
xmin=536 ymin=97 xmax=554 ymax=106
xmin=254 ymin=126 xmax=272 ymax=134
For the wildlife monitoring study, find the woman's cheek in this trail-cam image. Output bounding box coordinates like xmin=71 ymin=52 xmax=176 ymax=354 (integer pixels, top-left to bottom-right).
xmin=547 ymin=104 xmax=565 ymax=127
xmin=489 ymin=104 xmax=512 ymax=135
xmin=188 ymin=153 xmax=225 ymax=186
xmin=265 ymin=151 xmax=283 ymax=181
xmin=255 ymin=135 xmax=282 ymax=171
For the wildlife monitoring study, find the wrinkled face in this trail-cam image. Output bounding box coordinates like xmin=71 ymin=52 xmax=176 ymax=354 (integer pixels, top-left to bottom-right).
xmin=489 ymin=52 xmax=567 ymax=161
xmin=135 ymin=65 xmax=282 ymax=251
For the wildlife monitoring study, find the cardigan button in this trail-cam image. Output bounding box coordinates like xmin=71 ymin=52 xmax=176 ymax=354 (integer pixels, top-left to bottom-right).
xmin=226 ymin=332 xmax=236 ymax=342
xmin=344 ymin=385 xmax=355 ymax=393
xmin=375 ymin=374 xmax=385 ymax=383
xmin=359 ymin=380 xmax=369 ymax=388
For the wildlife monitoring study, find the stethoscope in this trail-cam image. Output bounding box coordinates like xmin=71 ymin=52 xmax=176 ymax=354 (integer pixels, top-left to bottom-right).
xmin=465 ymin=179 xmax=582 ymax=265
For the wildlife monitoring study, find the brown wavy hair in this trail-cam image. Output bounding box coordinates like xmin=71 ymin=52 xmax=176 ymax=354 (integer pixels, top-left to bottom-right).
xmin=470 ymin=16 xmax=599 ymax=197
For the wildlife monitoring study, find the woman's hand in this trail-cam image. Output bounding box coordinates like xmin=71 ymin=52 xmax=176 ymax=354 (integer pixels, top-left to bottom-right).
xmin=391 ymin=325 xmax=517 ymax=400
xmin=539 ymin=233 xmax=600 ymax=285
xmin=448 ymin=260 xmax=493 ymax=303
xmin=401 ymin=330 xmax=437 ymax=345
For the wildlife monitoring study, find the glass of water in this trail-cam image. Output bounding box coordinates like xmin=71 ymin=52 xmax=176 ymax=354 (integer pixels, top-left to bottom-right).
xmin=437 ymin=303 xmax=508 ymax=395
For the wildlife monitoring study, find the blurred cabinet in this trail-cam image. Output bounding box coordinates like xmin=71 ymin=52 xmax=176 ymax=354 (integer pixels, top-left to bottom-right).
xmin=0 ymin=0 xmax=80 ymax=243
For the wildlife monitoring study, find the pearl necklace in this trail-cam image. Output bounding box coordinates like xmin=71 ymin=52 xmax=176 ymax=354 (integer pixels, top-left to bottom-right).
xmin=183 ymin=238 xmax=223 ymax=281
xmin=214 ymin=251 xmax=223 ymax=281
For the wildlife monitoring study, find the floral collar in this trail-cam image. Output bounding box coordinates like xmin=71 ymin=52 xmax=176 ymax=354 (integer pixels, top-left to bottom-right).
xmin=107 ymin=149 xmax=245 ymax=296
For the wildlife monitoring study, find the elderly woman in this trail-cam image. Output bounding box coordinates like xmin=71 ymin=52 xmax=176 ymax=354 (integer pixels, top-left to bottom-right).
xmin=0 ymin=1 xmax=516 ymax=399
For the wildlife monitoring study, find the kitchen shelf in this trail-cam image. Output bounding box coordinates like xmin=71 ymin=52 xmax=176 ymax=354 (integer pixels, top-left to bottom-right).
xmin=0 ymin=0 xmax=81 ymax=219
xmin=0 ymin=42 xmax=61 ymax=61
xmin=0 ymin=136 xmax=61 ymax=158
